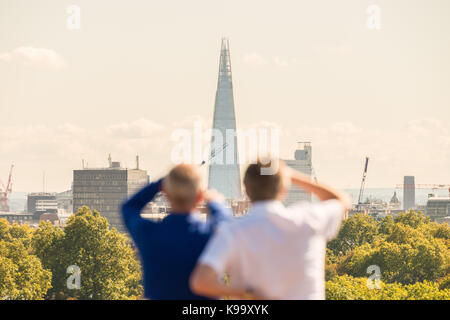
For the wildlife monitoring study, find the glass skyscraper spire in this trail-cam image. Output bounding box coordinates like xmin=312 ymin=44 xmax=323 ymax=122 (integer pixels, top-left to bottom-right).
xmin=208 ymin=38 xmax=242 ymax=200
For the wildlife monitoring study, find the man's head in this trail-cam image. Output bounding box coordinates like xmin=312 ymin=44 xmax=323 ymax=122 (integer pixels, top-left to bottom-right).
xmin=162 ymin=164 xmax=204 ymax=212
xmin=244 ymin=159 xmax=290 ymax=203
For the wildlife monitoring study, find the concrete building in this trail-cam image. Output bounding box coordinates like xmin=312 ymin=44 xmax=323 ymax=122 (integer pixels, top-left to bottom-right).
xmin=403 ymin=176 xmax=416 ymax=210
xmin=57 ymin=212 xmax=72 ymax=227
xmin=283 ymin=142 xmax=313 ymax=206
xmin=0 ymin=212 xmax=34 ymax=225
xmin=56 ymin=189 xmax=73 ymax=214
xmin=73 ymin=156 xmax=149 ymax=232
xmin=27 ymin=193 xmax=58 ymax=221
xmin=40 ymin=212 xmax=60 ymax=226
xmin=208 ymin=38 xmax=242 ymax=200
xmin=426 ymin=196 xmax=450 ymax=221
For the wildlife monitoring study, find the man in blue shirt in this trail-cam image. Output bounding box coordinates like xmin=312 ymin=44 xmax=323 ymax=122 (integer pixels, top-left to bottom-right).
xmin=121 ymin=164 xmax=232 ymax=300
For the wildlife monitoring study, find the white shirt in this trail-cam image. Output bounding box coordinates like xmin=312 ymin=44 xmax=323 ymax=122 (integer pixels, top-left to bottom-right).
xmin=198 ymin=199 xmax=344 ymax=300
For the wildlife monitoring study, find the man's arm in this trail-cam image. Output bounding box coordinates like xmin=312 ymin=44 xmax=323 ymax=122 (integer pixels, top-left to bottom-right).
xmin=121 ymin=178 xmax=164 ymax=233
xmin=203 ymin=190 xmax=233 ymax=225
xmin=190 ymin=265 xmax=247 ymax=299
xmin=286 ymin=167 xmax=351 ymax=216
xmin=190 ymin=265 xmax=262 ymax=299
xmin=190 ymin=221 xmax=264 ymax=300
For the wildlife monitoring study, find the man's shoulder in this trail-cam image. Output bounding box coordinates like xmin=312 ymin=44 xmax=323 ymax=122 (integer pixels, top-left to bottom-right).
xmin=287 ymin=199 xmax=343 ymax=214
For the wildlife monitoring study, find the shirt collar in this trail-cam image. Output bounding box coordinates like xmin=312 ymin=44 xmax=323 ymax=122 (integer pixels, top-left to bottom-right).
xmin=249 ymin=200 xmax=285 ymax=215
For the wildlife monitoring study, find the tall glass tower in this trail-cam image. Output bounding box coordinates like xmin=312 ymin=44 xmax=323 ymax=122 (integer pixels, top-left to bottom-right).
xmin=208 ymin=38 xmax=242 ymax=200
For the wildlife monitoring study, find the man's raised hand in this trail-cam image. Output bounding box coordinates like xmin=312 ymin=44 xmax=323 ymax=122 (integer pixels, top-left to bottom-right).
xmin=203 ymin=189 xmax=225 ymax=203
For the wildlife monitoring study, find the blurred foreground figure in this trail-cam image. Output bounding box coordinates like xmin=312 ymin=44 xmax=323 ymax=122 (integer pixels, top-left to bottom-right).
xmin=191 ymin=159 xmax=350 ymax=300
xmin=121 ymin=164 xmax=232 ymax=300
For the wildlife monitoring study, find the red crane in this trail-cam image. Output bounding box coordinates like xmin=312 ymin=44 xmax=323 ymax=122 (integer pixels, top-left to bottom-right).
xmin=0 ymin=164 xmax=14 ymax=212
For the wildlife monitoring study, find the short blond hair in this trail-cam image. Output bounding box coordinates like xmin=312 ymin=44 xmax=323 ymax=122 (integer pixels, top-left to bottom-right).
xmin=244 ymin=159 xmax=287 ymax=202
xmin=163 ymin=164 xmax=203 ymax=208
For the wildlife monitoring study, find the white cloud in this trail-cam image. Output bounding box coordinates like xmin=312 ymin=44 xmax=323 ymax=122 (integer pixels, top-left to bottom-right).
xmin=244 ymin=53 xmax=306 ymax=68
xmin=281 ymin=119 xmax=450 ymax=188
xmin=0 ymin=46 xmax=67 ymax=69
xmin=107 ymin=118 xmax=165 ymax=139
xmin=0 ymin=117 xmax=448 ymax=192
xmin=243 ymin=53 xmax=268 ymax=67
xmin=314 ymin=43 xmax=352 ymax=56
xmin=274 ymin=56 xmax=289 ymax=67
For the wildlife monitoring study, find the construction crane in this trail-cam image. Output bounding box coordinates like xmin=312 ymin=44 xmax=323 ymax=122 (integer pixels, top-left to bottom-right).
xmin=201 ymin=142 xmax=229 ymax=166
xmin=0 ymin=164 xmax=14 ymax=212
xmin=357 ymin=157 xmax=369 ymax=211
xmin=311 ymin=165 xmax=319 ymax=184
xmin=395 ymin=183 xmax=450 ymax=196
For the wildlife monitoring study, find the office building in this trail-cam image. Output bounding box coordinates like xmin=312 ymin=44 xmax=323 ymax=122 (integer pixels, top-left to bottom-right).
xmin=283 ymin=142 xmax=313 ymax=206
xmin=27 ymin=193 xmax=58 ymax=221
xmin=73 ymin=156 xmax=149 ymax=232
xmin=403 ymin=176 xmax=416 ymax=210
xmin=56 ymin=189 xmax=73 ymax=214
xmin=426 ymin=196 xmax=450 ymax=221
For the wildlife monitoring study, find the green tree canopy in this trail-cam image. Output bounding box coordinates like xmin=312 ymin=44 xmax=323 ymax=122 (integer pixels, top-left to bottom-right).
xmin=328 ymin=214 xmax=379 ymax=255
xmin=0 ymin=219 xmax=52 ymax=300
xmin=326 ymin=275 xmax=450 ymax=300
xmin=32 ymin=207 xmax=143 ymax=300
xmin=328 ymin=211 xmax=450 ymax=286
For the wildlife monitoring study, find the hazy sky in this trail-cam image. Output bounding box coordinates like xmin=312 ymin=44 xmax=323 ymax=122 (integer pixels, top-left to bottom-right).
xmin=0 ymin=0 xmax=449 ymax=192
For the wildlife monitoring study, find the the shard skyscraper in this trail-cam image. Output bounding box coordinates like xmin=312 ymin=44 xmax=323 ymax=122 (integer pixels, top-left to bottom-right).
xmin=208 ymin=38 xmax=242 ymax=200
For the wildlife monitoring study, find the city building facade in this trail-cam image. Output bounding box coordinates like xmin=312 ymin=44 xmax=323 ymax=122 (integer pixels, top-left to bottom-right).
xmin=0 ymin=212 xmax=34 ymax=225
xmin=56 ymin=189 xmax=73 ymax=214
xmin=426 ymin=196 xmax=450 ymax=221
xmin=283 ymin=142 xmax=313 ymax=206
xmin=73 ymin=158 xmax=149 ymax=232
xmin=26 ymin=193 xmax=58 ymax=221
xmin=403 ymin=176 xmax=416 ymax=210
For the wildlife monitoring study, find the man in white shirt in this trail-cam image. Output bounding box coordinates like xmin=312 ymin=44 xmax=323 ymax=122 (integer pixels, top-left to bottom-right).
xmin=190 ymin=159 xmax=350 ymax=300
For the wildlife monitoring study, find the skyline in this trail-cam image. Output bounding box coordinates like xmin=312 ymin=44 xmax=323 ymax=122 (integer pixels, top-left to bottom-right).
xmin=1 ymin=0 xmax=449 ymax=192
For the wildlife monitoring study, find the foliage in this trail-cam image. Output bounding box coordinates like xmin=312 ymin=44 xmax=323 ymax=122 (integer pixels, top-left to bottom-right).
xmin=32 ymin=206 xmax=143 ymax=300
xmin=31 ymin=221 xmax=66 ymax=298
xmin=328 ymin=214 xmax=379 ymax=255
xmin=326 ymin=211 xmax=450 ymax=293
xmin=438 ymin=274 xmax=450 ymax=290
xmin=3 ymin=208 xmax=449 ymax=300
xmin=326 ymin=275 xmax=450 ymax=300
xmin=0 ymin=219 xmax=52 ymax=300
xmin=394 ymin=210 xmax=430 ymax=228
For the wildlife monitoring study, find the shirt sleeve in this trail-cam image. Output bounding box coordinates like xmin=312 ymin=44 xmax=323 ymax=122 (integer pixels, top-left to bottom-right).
xmin=288 ymin=199 xmax=344 ymax=240
xmin=120 ymin=178 xmax=163 ymax=243
xmin=198 ymin=223 xmax=236 ymax=276
xmin=207 ymin=201 xmax=233 ymax=227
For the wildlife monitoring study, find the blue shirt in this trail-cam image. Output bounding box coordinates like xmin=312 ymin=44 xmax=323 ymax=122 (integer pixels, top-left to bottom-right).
xmin=121 ymin=178 xmax=232 ymax=300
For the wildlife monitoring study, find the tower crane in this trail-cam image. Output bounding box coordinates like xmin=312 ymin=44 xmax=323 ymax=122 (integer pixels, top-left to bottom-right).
xmin=311 ymin=165 xmax=319 ymax=184
xmin=201 ymin=142 xmax=229 ymax=166
xmin=395 ymin=183 xmax=450 ymax=196
xmin=0 ymin=164 xmax=14 ymax=212
xmin=357 ymin=157 xmax=369 ymax=211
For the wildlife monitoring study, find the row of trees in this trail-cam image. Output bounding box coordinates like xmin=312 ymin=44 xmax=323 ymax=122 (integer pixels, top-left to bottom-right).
xmin=1 ymin=207 xmax=449 ymax=299
xmin=326 ymin=275 xmax=450 ymax=300
xmin=325 ymin=211 xmax=450 ymax=299
xmin=0 ymin=207 xmax=142 ymax=300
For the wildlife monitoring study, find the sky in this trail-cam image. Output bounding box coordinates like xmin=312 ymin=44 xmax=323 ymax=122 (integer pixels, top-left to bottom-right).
xmin=0 ymin=0 xmax=449 ymax=192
